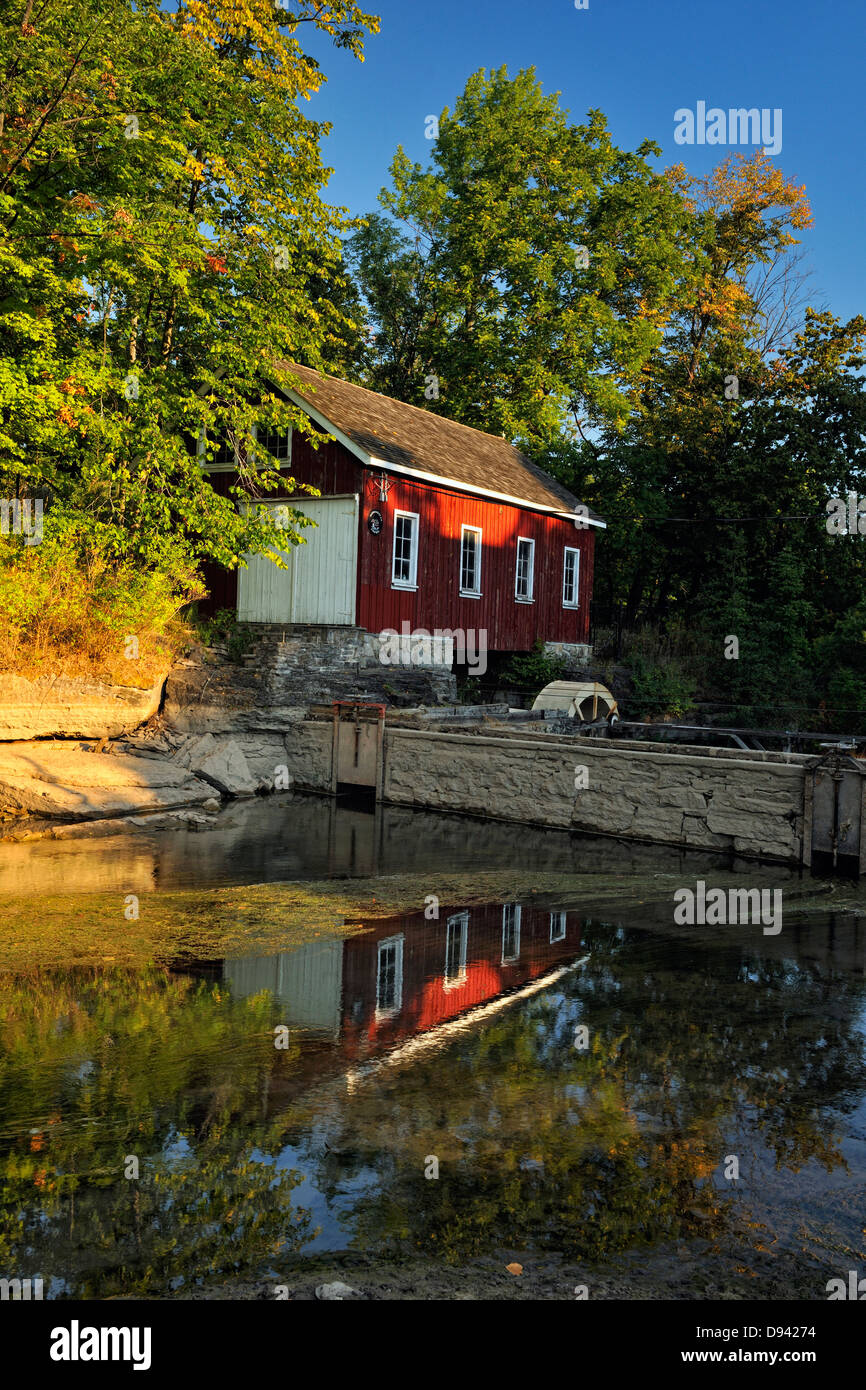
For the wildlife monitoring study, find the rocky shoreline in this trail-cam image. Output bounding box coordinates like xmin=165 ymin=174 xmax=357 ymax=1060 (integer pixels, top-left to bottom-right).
xmin=0 ymin=628 xmax=458 ymax=841
xmin=0 ymin=647 xmax=304 ymax=841
xmin=175 ymin=1236 xmax=835 ymax=1302
xmin=0 ymin=725 xmax=279 ymax=842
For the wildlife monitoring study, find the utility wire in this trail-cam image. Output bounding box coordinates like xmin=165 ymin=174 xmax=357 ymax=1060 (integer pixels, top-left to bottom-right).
xmin=593 ymin=512 xmax=827 ymax=524
xmin=500 ymin=688 xmax=866 ymax=715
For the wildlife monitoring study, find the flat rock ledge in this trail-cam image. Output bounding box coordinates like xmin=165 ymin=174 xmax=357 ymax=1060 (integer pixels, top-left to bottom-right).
xmin=0 ymin=740 xmax=216 ymax=826
xmin=0 ymin=672 xmax=166 ymax=740
xmin=0 ymin=726 xmax=283 ymax=839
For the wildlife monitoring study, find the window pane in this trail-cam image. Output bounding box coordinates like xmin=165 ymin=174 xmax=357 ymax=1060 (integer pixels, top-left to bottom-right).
xmin=445 ymin=914 xmax=468 ymax=982
xmin=377 ymin=944 xmax=395 ymax=1009
xmin=563 ymin=549 xmax=579 ymax=606
xmin=393 ymin=515 xmax=416 ymax=584
xmin=502 ymin=903 xmax=521 ymax=961
xmin=258 ymin=428 xmax=290 ymax=460
xmin=377 ymin=937 xmax=403 ymax=1014
xmin=461 ymin=530 xmax=479 ymax=592
xmin=516 ymin=540 xmax=533 ymax=598
xmin=212 ymin=435 xmax=239 ymax=467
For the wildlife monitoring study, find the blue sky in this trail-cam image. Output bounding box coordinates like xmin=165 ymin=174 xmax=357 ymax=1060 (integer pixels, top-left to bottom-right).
xmin=306 ymin=0 xmax=864 ymax=324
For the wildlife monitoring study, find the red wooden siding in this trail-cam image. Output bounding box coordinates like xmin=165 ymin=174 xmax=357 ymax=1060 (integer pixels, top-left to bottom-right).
xmin=200 ymin=469 xmax=238 ymax=614
xmin=283 ymin=430 xmax=361 ymax=496
xmin=357 ymin=471 xmax=594 ymax=649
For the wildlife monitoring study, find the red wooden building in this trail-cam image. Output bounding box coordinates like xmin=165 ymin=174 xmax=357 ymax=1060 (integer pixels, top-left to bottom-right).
xmin=339 ymin=900 xmax=582 ymax=1061
xmin=202 ymin=364 xmax=604 ymax=660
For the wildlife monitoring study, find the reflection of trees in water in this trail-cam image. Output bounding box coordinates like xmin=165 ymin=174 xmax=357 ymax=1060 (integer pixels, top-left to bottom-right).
xmin=1 ymin=924 xmax=863 ymax=1289
xmin=303 ymin=926 xmax=864 ymax=1263
xmin=0 ymin=967 xmax=315 ymax=1297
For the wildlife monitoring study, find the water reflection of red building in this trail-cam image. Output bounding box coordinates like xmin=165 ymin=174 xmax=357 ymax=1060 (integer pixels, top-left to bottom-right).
xmin=216 ymin=902 xmax=583 ymax=1105
xmin=340 ymin=903 xmax=581 ymax=1061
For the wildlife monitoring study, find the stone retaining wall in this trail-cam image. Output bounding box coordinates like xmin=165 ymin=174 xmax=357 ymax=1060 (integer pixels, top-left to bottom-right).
xmin=201 ymin=717 xmax=812 ymax=864
xmin=377 ymin=727 xmax=811 ymax=864
xmin=282 ymin=719 xmax=334 ymax=791
xmin=165 ymin=626 xmax=455 ymax=734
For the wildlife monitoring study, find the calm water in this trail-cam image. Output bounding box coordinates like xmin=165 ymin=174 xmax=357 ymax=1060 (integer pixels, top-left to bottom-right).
xmin=1 ymin=795 xmax=865 ymax=1299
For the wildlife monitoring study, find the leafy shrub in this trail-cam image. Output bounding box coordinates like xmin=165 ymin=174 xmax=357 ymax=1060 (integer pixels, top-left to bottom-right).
xmin=457 ymin=676 xmax=483 ymax=705
xmin=498 ymin=644 xmax=568 ymax=694
xmin=0 ymin=518 xmax=198 ymax=686
xmin=194 ymin=608 xmax=256 ymax=663
xmin=626 ymin=651 xmax=696 ymax=720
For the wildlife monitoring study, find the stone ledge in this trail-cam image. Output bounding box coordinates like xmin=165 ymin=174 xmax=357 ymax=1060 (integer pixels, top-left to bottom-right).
xmin=0 ymin=741 xmax=215 ymax=823
xmin=0 ymin=672 xmax=166 ymax=740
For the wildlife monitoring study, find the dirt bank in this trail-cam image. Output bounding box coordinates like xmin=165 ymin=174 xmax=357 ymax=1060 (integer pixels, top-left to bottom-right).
xmin=176 ymin=1237 xmax=833 ymax=1301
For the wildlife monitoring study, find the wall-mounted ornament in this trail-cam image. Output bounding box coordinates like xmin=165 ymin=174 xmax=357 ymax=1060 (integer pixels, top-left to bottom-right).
xmin=368 ymin=509 xmax=383 ymax=535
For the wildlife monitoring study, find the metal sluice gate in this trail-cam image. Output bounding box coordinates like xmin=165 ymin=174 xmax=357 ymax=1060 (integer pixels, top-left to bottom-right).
xmin=330 ymin=701 xmax=386 ymax=797
xmin=806 ymin=748 xmax=866 ymax=876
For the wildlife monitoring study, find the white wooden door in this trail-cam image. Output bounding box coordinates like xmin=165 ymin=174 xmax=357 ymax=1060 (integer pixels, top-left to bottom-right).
xmin=236 ymin=496 xmax=358 ymax=625
xmin=236 ymin=508 xmax=292 ymax=622
xmin=223 ymin=941 xmax=344 ymax=1034
xmin=290 ymin=496 xmax=358 ymax=624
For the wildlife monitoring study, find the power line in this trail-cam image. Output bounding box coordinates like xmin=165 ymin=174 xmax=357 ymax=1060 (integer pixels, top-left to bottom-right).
xmin=498 ymin=688 xmax=866 ymax=716
xmin=595 ymin=512 xmax=823 ymax=524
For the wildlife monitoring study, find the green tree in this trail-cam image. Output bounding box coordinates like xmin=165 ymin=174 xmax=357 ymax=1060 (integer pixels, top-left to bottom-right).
xmin=350 ymin=66 xmax=695 ymax=446
xmin=0 ymin=0 xmax=378 ymax=671
xmin=543 ymin=156 xmax=866 ymax=727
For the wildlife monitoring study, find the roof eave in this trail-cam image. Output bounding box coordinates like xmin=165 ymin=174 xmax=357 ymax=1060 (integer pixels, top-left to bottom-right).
xmin=281 ymin=384 xmax=606 ymax=529
xmin=367 ymin=455 xmax=606 ymax=527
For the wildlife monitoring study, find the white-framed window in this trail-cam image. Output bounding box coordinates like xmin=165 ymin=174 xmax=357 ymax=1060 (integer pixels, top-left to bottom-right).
xmin=392 ymin=511 xmax=419 ymax=589
xmin=563 ymin=546 xmax=580 ymax=608
xmin=515 ymin=537 xmax=535 ymax=601
xmin=460 ymin=526 xmax=482 ymax=596
xmin=501 ymin=903 xmax=522 ymax=963
xmin=254 ymin=423 xmax=292 ymax=463
xmin=549 ymin=911 xmax=566 ymax=943
xmin=200 ymin=430 xmax=245 ymax=471
xmin=444 ymin=911 xmax=469 ymax=988
xmin=376 ymin=934 xmax=404 ymax=1018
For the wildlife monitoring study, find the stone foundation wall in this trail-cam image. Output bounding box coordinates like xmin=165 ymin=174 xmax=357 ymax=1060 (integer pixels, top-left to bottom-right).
xmin=165 ymin=625 xmax=456 ymax=734
xmin=542 ymin=641 xmax=593 ymax=672
xmin=378 ymin=728 xmax=810 ymax=864
xmin=281 ymin=719 xmax=334 ymax=791
xmin=265 ymin=626 xmax=456 ymax=704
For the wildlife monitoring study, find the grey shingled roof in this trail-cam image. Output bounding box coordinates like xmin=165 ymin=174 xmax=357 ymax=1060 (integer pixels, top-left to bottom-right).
xmin=275 ymin=363 xmax=602 ymax=522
